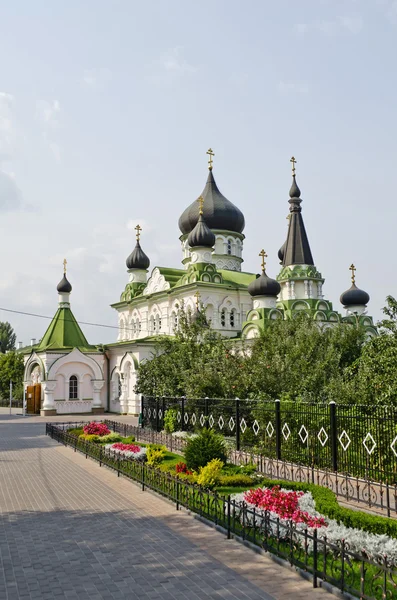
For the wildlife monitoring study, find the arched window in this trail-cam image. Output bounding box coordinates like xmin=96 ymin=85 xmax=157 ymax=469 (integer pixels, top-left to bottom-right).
xmin=132 ymin=320 xmax=136 ymax=335
xmin=221 ymin=309 xmax=226 ymax=327
xmin=156 ymin=314 xmax=162 ymax=331
xmin=117 ymin=374 xmax=122 ymax=399
xmin=69 ymin=376 xmax=78 ymax=399
xmin=172 ymin=311 xmax=178 ymax=329
xmin=227 ymin=240 xmax=232 ymax=255
xmin=230 ymin=309 xmax=236 ymax=328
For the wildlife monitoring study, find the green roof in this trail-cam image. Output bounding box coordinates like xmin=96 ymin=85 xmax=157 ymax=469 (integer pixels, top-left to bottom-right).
xmin=156 ymin=267 xmax=185 ymax=288
xmin=36 ymin=307 xmax=96 ymax=352
xmin=219 ymin=270 xmax=257 ymax=287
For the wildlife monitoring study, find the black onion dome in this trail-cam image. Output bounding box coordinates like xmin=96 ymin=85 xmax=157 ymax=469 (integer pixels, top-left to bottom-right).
xmin=278 ymin=240 xmax=287 ymax=264
xmin=187 ymin=214 xmax=215 ymax=248
xmin=179 ymin=170 xmax=245 ymax=235
xmin=57 ymin=274 xmax=72 ymax=293
xmin=248 ymin=271 xmax=281 ymax=297
xmin=340 ymin=283 xmax=370 ymax=307
xmin=289 ymin=175 xmax=301 ymax=199
xmin=126 ymin=241 xmax=150 ymax=270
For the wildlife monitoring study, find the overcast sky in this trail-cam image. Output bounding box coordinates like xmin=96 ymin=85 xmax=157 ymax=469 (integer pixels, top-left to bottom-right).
xmin=0 ymin=0 xmax=395 ymax=345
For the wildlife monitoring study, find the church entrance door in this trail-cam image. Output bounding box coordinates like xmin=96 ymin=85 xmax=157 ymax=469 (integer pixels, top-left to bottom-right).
xmin=26 ymin=384 xmax=41 ymax=414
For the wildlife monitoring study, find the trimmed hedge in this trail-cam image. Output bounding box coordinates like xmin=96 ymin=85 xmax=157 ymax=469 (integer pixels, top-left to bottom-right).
xmin=259 ymin=477 xmax=397 ymax=539
xmin=219 ymin=475 xmax=255 ymax=487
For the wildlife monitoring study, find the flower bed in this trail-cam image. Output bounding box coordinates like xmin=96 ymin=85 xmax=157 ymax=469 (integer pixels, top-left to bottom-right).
xmin=105 ymin=442 xmax=147 ymax=461
xmin=83 ymin=422 xmax=110 ymax=436
xmin=233 ymin=485 xmax=397 ymax=566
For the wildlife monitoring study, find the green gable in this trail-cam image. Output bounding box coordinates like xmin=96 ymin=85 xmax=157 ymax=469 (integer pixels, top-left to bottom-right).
xmin=36 ymin=307 xmax=96 ymax=352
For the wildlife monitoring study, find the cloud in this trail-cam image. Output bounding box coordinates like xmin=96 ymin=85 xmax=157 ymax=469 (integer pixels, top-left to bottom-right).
xmin=37 ymin=99 xmax=62 ymax=162
xmin=295 ymin=15 xmax=363 ymax=35
xmin=0 ymin=170 xmax=23 ymax=211
xmin=161 ymin=47 xmax=196 ymax=74
xmin=82 ymin=68 xmax=112 ymax=88
xmin=278 ymin=81 xmax=309 ymax=94
xmin=36 ymin=99 xmax=61 ymax=127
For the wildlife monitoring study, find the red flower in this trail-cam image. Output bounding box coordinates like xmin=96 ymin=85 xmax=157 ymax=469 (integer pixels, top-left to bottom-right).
xmin=83 ymin=422 xmax=111 ymax=436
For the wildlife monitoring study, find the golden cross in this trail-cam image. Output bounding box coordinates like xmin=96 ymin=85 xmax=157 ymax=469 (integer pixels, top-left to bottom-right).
xmin=206 ymin=148 xmax=214 ymax=170
xmin=194 ymin=291 xmax=201 ymax=310
xmin=259 ymin=249 xmax=267 ymax=272
xmin=197 ymin=196 xmax=204 ymax=215
xmin=63 ymin=258 xmax=67 ymax=274
xmin=290 ymin=156 xmax=297 ymax=176
xmin=135 ymin=224 xmax=142 ymax=242
xmin=349 ymin=263 xmax=356 ymax=285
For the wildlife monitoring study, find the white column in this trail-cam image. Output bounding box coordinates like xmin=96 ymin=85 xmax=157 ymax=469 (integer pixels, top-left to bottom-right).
xmin=42 ymin=381 xmax=57 ymax=411
xmin=290 ymin=281 xmax=295 ymax=299
xmin=308 ymin=281 xmax=313 ymax=299
xmin=317 ymin=282 xmax=323 ymax=299
xmin=304 ymin=280 xmax=309 ymax=298
xmin=79 ymin=377 xmax=84 ymax=401
xmin=92 ymin=380 xmax=105 ymax=408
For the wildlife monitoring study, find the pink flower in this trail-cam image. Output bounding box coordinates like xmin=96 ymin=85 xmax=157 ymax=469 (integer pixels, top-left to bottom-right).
xmin=111 ymin=443 xmax=141 ymax=453
xmin=83 ymin=422 xmax=111 ymax=436
xmin=244 ymin=486 xmax=327 ymax=528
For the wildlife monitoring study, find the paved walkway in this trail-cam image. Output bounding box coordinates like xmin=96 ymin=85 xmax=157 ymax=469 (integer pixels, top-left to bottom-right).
xmin=0 ymin=415 xmax=330 ymax=600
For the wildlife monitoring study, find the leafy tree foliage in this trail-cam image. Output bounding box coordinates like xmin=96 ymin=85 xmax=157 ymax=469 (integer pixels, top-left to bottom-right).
xmin=0 ymin=351 xmax=24 ymax=400
xmin=135 ymin=298 xmax=397 ymax=406
xmin=0 ymin=322 xmax=16 ymax=353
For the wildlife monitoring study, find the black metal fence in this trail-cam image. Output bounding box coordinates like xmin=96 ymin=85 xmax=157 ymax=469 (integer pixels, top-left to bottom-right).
xmin=46 ymin=422 xmax=397 ymax=600
xmin=141 ymin=397 xmax=397 ymax=483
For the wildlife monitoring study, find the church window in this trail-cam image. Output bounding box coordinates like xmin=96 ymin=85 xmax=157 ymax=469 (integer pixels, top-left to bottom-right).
xmin=227 ymin=240 xmax=232 ymax=255
xmin=117 ymin=374 xmax=122 ymax=399
xmin=69 ymin=376 xmax=78 ymax=399
xmin=157 ymin=315 xmax=162 ymax=331
xmin=221 ymin=309 xmax=226 ymax=327
xmin=230 ymin=309 xmax=236 ymax=328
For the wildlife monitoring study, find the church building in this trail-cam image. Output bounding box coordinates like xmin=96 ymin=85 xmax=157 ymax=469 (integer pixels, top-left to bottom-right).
xmin=22 ymin=151 xmax=376 ymax=416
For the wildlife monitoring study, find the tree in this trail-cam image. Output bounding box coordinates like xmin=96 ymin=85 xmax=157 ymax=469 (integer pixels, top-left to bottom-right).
xmin=0 ymin=352 xmax=24 ymax=400
xmin=0 ymin=322 xmax=16 ymax=353
xmin=135 ymin=303 xmax=249 ymax=398
xmin=245 ymin=314 xmax=365 ymax=403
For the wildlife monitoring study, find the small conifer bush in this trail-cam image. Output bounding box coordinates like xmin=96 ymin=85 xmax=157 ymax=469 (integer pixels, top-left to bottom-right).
xmin=184 ymin=428 xmax=227 ymax=471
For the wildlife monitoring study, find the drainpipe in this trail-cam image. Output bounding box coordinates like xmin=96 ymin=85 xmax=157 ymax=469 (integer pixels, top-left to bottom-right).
xmin=104 ymin=348 xmax=110 ymax=412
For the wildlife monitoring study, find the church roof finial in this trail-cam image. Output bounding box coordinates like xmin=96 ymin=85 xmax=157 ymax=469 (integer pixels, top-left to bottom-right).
xmin=57 ymin=259 xmax=72 ymax=294
xmin=206 ymin=148 xmax=214 ymax=171
xmin=126 ymin=225 xmax=150 ymax=270
xmin=259 ymin=249 xmax=267 ymax=273
xmin=349 ymin=263 xmax=356 ymax=285
xmin=340 ymin=264 xmax=370 ymax=307
xmin=282 ymin=157 xmax=314 ymax=266
xmin=187 ymin=195 xmax=216 ymax=248
xmin=135 ymin=224 xmax=142 ymax=242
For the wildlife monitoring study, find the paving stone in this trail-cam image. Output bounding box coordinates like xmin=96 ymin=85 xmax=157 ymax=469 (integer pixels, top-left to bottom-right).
xmin=0 ymin=415 xmax=329 ymax=600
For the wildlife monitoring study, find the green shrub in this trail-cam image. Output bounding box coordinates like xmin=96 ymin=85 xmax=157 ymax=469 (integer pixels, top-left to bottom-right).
xmin=196 ymin=459 xmax=224 ymax=489
xmin=184 ymin=428 xmax=227 ymax=471
xmin=218 ymin=474 xmax=255 ymax=487
xmin=239 ymin=463 xmax=257 ymax=476
xmin=147 ymin=444 xmax=166 ymax=466
xmin=98 ymin=432 xmax=123 ymax=443
xmin=164 ymin=408 xmax=178 ymax=433
xmin=78 ymin=434 xmax=99 ymax=442
xmin=122 ymin=435 xmax=135 ymax=443
xmin=259 ymin=478 xmax=397 ymax=539
xmin=67 ymin=427 xmax=84 ymax=436
xmin=175 ymin=472 xmax=195 ymax=483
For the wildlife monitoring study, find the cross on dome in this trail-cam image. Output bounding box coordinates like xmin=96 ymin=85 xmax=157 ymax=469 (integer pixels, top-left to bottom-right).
xmin=63 ymin=258 xmax=67 ymax=274
xmin=197 ymin=196 xmax=204 ymax=215
xmin=290 ymin=156 xmax=297 ymax=177
xmin=135 ymin=224 xmax=142 ymax=241
xmin=259 ymin=249 xmax=267 ymax=272
xmin=349 ymin=263 xmax=356 ymax=285
xmin=206 ymin=148 xmax=214 ymax=171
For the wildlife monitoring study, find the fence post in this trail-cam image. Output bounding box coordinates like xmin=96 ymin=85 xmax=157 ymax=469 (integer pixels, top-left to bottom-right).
xmin=162 ymin=397 xmax=166 ymax=431
xmin=329 ymin=401 xmax=338 ymax=472
xmin=155 ymin=398 xmax=159 ymax=432
xmin=275 ymin=399 xmax=281 ymax=461
xmin=181 ymin=397 xmax=185 ymax=431
xmin=141 ymin=396 xmax=144 ymax=427
xmin=235 ymin=398 xmax=240 ymax=451
xmin=204 ymin=396 xmax=209 ymax=425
